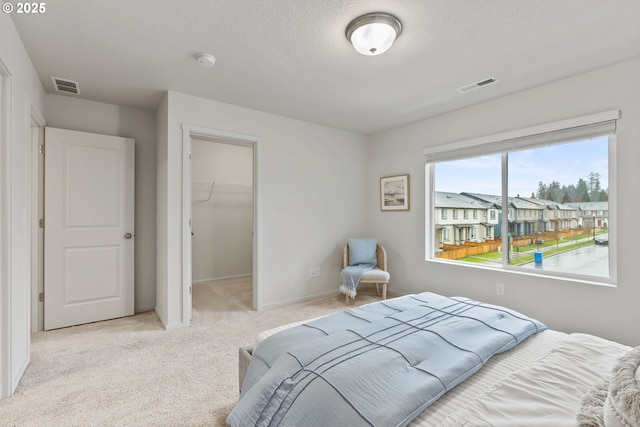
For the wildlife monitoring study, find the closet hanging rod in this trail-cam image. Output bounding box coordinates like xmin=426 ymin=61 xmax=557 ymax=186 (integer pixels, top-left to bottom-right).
xmin=192 ymin=181 xmax=252 ymax=202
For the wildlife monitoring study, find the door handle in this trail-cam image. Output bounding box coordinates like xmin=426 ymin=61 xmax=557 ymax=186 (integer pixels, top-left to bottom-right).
xmin=124 ymin=233 xmax=133 ymax=239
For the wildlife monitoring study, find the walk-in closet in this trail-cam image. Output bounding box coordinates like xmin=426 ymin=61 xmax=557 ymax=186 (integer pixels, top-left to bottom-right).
xmin=191 ymin=137 xmax=253 ymax=305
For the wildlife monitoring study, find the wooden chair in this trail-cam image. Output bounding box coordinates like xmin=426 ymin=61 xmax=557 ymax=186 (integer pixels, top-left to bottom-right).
xmin=342 ymin=244 xmax=390 ymax=304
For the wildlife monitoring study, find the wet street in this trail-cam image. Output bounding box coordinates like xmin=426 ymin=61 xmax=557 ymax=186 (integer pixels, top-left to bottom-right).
xmin=521 ymin=243 xmax=609 ymax=278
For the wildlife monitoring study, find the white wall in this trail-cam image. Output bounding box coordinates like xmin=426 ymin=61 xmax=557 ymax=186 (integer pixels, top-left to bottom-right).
xmin=157 ymin=91 xmax=369 ymax=327
xmin=44 ymin=95 xmax=157 ymax=313
xmin=368 ymin=58 xmax=640 ymax=346
xmin=155 ymin=94 xmax=169 ymax=326
xmin=191 ymin=139 xmax=252 ymax=282
xmin=0 ymin=13 xmax=46 ymax=397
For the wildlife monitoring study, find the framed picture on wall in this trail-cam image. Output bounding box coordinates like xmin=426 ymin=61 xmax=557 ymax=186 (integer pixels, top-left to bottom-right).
xmin=380 ymin=174 xmax=410 ymax=211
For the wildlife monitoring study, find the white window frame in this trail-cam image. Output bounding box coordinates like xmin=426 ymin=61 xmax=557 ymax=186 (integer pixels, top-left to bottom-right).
xmin=424 ymin=110 xmax=619 ymax=286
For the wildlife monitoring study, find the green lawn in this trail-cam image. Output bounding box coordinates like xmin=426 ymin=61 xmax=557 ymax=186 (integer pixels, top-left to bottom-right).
xmin=459 ymin=238 xmax=596 ymax=265
xmin=459 ymin=252 xmax=502 ymax=263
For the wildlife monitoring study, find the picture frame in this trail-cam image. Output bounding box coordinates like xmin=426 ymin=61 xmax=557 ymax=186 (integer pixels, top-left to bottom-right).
xmin=380 ymin=174 xmax=410 ymax=211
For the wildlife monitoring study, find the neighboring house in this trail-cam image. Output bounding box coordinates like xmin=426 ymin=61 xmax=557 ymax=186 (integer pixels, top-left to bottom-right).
xmin=566 ymin=201 xmax=609 ymax=228
xmin=462 ymin=193 xmax=551 ymax=238
xmin=434 ymin=192 xmax=498 ymax=248
xmin=459 ymin=193 xmax=502 ymax=236
xmin=521 ymin=198 xmax=581 ymax=232
xmin=445 ymin=193 xmax=582 ymax=241
xmin=508 ymin=197 xmax=548 ymax=237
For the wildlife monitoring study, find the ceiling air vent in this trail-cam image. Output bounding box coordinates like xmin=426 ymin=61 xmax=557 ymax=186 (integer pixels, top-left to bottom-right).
xmin=457 ymin=76 xmax=499 ymax=94
xmin=50 ymin=77 xmax=80 ymax=95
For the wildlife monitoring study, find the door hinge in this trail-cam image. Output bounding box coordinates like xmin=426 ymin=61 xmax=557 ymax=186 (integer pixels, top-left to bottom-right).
xmin=189 ymin=286 xmax=192 ymax=295
xmin=189 ymin=152 xmax=192 ymax=159
xmin=39 ymin=292 xmax=44 ymax=302
xmin=39 ymin=144 xmax=45 ymax=155
xmin=39 ymin=218 xmax=45 ymax=228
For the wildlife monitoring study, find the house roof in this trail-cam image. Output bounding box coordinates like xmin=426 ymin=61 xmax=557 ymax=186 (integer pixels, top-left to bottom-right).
xmin=460 ymin=193 xmax=582 ymax=211
xmin=510 ymin=197 xmax=544 ymax=209
xmin=521 ymin=198 xmax=576 ymax=211
xmin=462 ymin=192 xmax=503 ymax=206
xmin=9 ymin=0 xmax=640 ymax=134
xmin=566 ymin=202 xmax=609 ymax=211
xmin=435 ymin=192 xmax=486 ymax=209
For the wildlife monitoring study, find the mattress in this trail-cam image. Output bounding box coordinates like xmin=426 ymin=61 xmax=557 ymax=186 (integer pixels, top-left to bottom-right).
xmin=238 ymin=307 xmax=630 ymax=426
xmin=416 ymin=332 xmax=630 ymax=426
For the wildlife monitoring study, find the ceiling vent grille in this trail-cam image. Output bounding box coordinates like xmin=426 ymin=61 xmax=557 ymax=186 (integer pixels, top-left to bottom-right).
xmin=50 ymin=77 xmax=80 ymax=95
xmin=457 ymin=76 xmax=499 ymax=93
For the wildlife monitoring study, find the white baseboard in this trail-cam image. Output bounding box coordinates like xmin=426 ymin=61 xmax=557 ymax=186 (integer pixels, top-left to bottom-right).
xmin=257 ymin=289 xmax=339 ymax=311
xmin=134 ymin=304 xmax=156 ymax=314
xmin=192 ymin=274 xmax=251 ymax=285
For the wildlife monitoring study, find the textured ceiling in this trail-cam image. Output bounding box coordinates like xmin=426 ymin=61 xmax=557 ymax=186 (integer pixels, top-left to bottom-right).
xmin=11 ymin=0 xmax=640 ymax=134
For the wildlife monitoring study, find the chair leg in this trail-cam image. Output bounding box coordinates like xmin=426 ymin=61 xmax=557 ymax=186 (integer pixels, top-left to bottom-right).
xmin=382 ymin=283 xmax=387 ymax=299
xmin=375 ymin=283 xmax=380 ymax=296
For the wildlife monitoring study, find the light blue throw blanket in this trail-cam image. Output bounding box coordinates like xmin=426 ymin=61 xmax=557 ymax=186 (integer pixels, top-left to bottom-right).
xmin=227 ymin=292 xmax=547 ymax=427
xmin=339 ymin=263 xmax=375 ymax=298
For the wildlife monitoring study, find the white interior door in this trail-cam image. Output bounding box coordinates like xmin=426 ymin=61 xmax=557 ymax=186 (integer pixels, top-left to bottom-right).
xmin=44 ymin=127 xmax=134 ymax=330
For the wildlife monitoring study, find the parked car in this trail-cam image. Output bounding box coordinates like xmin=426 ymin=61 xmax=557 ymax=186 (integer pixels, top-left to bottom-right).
xmin=595 ymin=234 xmax=609 ymax=245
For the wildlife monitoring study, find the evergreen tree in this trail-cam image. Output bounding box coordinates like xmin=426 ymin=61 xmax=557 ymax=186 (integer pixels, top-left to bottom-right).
xmin=576 ymin=179 xmax=589 ymax=202
xmin=588 ymin=172 xmax=602 ymax=201
xmin=536 ymin=182 xmax=547 ymax=199
xmin=547 ymin=180 xmax=561 ymax=202
xmin=529 ymin=173 xmax=606 ymax=203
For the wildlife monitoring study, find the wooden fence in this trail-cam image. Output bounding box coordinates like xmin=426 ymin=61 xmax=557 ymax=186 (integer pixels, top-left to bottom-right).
xmin=436 ymin=228 xmax=598 ymax=260
xmin=438 ymin=241 xmax=501 ymax=260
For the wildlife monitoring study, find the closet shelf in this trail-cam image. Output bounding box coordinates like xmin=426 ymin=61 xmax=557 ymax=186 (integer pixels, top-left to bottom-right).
xmin=192 ymin=181 xmax=252 ymax=202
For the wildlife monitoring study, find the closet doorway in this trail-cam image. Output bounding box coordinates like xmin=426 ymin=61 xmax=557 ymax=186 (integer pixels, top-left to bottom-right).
xmin=190 ymin=136 xmax=254 ymax=312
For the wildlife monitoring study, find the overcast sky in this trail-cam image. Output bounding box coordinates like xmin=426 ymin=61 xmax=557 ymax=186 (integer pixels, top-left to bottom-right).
xmin=434 ymin=136 xmax=609 ymax=197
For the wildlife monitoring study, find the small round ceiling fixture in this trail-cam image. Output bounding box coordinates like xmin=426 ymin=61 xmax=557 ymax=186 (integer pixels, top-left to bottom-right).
xmin=346 ymin=12 xmax=402 ymax=56
xmin=196 ymin=53 xmax=216 ymax=67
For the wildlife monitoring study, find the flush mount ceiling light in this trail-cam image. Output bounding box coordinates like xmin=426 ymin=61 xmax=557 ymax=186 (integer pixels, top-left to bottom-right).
xmin=195 ymin=53 xmax=216 ymax=67
xmin=346 ymin=12 xmax=402 ymax=56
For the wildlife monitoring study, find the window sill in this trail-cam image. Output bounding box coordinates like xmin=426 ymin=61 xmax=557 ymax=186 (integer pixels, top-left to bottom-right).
xmin=424 ymin=257 xmax=617 ymax=288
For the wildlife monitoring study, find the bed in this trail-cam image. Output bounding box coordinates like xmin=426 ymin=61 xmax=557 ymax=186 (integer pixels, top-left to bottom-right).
xmin=228 ymin=292 xmax=640 ymax=427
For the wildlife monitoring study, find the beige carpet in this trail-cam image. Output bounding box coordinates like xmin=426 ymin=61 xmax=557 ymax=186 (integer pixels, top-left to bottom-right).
xmin=0 ymin=277 xmax=385 ymax=426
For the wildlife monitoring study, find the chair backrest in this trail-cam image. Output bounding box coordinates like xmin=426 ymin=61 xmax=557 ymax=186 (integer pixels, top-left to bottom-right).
xmin=343 ymin=244 xmax=387 ymax=271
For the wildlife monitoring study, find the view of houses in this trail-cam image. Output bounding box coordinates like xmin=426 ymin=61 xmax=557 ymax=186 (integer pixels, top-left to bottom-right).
xmin=434 ymin=191 xmax=609 ymax=255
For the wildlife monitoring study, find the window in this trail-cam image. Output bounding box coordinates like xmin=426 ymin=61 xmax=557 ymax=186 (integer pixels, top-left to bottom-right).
xmin=425 ymin=111 xmax=618 ymax=283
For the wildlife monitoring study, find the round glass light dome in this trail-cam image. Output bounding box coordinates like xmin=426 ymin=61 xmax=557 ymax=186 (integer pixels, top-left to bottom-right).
xmin=346 ymin=13 xmax=402 ymax=56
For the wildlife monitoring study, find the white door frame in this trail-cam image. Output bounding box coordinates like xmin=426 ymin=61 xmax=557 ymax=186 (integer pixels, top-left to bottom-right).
xmin=29 ymin=106 xmax=45 ymax=332
xmin=181 ymin=125 xmax=259 ymax=324
xmin=0 ymin=58 xmax=12 ymax=398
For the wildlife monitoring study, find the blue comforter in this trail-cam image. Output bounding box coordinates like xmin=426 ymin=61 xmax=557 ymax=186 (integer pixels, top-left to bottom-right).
xmin=227 ymin=292 xmax=546 ymax=427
